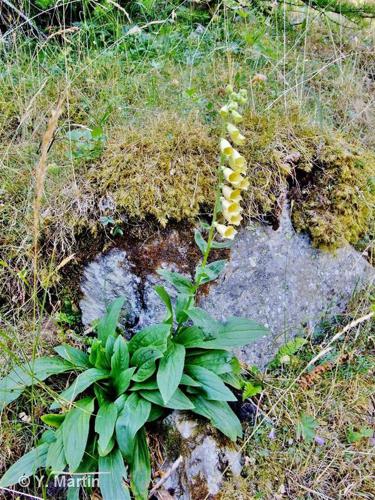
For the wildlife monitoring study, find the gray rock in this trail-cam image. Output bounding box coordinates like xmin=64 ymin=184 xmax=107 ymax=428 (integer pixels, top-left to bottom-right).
xmin=161 ymin=412 xmax=242 ymax=499
xmin=80 ymin=249 xmax=142 ymax=332
xmin=80 ymin=205 xmax=373 ymax=366
xmin=201 ymin=204 xmax=374 ymax=368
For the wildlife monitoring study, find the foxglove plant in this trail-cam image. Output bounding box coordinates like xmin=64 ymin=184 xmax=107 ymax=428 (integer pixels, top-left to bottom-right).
xmin=0 ymin=86 xmax=267 ymax=499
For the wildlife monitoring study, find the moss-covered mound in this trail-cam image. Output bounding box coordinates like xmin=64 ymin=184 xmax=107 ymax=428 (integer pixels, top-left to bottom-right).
xmin=89 ymin=111 xmax=217 ymax=226
xmin=240 ymin=109 xmax=375 ymax=250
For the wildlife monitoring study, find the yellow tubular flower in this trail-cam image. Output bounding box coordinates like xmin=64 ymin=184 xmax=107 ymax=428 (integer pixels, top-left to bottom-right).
xmin=222 ymin=167 xmax=244 ymax=187
xmin=229 ymin=150 xmax=246 ymax=171
xmin=214 ymin=222 xmax=237 ymax=240
xmin=230 ymin=110 xmax=243 ymax=124
xmin=226 ymin=123 xmax=245 ymax=145
xmin=221 ymin=197 xmax=242 ymax=214
xmin=220 ymin=138 xmax=234 ymax=156
xmin=223 ymin=211 xmax=243 ymax=226
xmin=238 ymin=177 xmax=250 ymax=191
xmin=219 ymin=105 xmax=229 ymax=119
xmin=222 ymin=186 xmax=242 ymax=203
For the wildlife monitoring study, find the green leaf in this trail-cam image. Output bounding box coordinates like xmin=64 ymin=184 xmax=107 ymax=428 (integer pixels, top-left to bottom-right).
xmin=220 ymin=372 xmax=243 ymax=390
xmin=157 ymin=342 xmax=185 ymax=404
xmin=140 ymin=388 xmax=194 ymax=410
xmin=51 ymin=368 xmax=109 ymax=409
xmin=269 ymin=338 xmax=307 ymax=368
xmin=180 ymin=374 xmax=202 ymax=387
xmin=194 ymin=229 xmax=207 ymax=254
xmin=95 ymin=403 xmax=118 ymax=456
xmin=174 ymin=326 xmax=213 ymax=348
xmin=186 ymin=308 xmax=222 ymax=335
xmin=187 ymin=350 xmax=233 ymax=374
xmin=130 ymin=428 xmax=151 ymax=500
xmin=130 ymin=379 xmax=158 ymax=391
xmin=99 ymin=448 xmax=130 ymax=500
xmin=191 ymin=396 xmax=242 ymax=441
xmin=97 ymin=297 xmax=126 ymax=343
xmin=195 ymin=260 xmax=227 ymax=285
xmin=186 ymin=365 xmax=236 ymax=401
xmin=116 ymin=393 xmax=151 ymax=461
xmin=46 ymin=427 xmax=66 ymax=473
xmin=211 ymin=239 xmax=233 ymax=249
xmin=0 ymin=443 xmax=49 ymax=487
xmin=157 ymin=269 xmax=194 ymax=294
xmin=175 ymin=294 xmax=192 ymax=323
xmin=89 ymin=339 xmax=110 ymax=369
xmin=147 ymin=405 xmax=165 ymax=422
xmin=154 ymin=285 xmax=173 ymax=324
xmin=111 ymin=336 xmax=129 ymax=373
xmin=131 ymin=348 xmax=163 ymax=382
xmin=347 ymin=427 xmax=373 ymax=444
xmin=296 ymin=413 xmax=318 ymax=443
xmin=113 ymin=367 xmax=136 ymax=395
xmin=63 ymin=397 xmax=95 ymax=471
xmin=128 ymin=324 xmax=170 ymax=355
xmin=204 ymin=317 xmax=268 ymax=349
xmin=0 ymin=357 xmax=75 ymax=410
xmin=54 ymin=344 xmax=90 ymax=369
xmin=243 ymin=381 xmax=263 ymax=399
xmin=41 ymin=413 xmax=65 ymax=428
xmin=105 ymin=335 xmax=116 ymax=363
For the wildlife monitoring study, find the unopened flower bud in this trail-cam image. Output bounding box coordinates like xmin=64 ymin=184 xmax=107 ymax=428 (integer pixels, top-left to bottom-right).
xmin=225 ymin=84 xmax=234 ymax=94
xmin=219 ymin=105 xmax=229 ymax=118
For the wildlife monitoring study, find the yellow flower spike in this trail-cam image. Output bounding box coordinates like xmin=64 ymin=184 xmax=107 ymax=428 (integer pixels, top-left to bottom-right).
xmin=220 ymin=138 xmax=234 ymax=156
xmin=222 ymin=186 xmax=242 ymax=203
xmin=227 ymin=123 xmax=245 ymax=146
xmin=230 ymin=110 xmax=243 ymax=124
xmin=222 ymin=167 xmax=244 ymax=187
xmin=229 ymin=150 xmax=246 ymax=171
xmin=223 ymin=211 xmax=243 ymax=226
xmin=221 ymin=197 xmax=242 ymax=214
xmin=238 ymin=177 xmax=250 ymax=191
xmin=214 ymin=222 xmax=237 ymax=240
xmin=219 ymin=105 xmax=229 ymax=119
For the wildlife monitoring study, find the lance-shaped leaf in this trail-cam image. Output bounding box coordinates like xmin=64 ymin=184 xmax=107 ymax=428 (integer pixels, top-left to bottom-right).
xmin=54 ymin=344 xmax=90 ymax=369
xmin=186 ymin=365 xmax=236 ymax=401
xmin=95 ymin=402 xmax=118 ymax=456
xmin=63 ymin=397 xmax=95 ymax=471
xmin=130 ymin=428 xmax=151 ymax=500
xmin=190 ymin=395 xmax=242 ymax=441
xmin=157 ymin=269 xmax=194 ymax=294
xmin=157 ymin=342 xmax=185 ymax=404
xmin=204 ymin=317 xmax=268 ymax=349
xmin=154 ymin=285 xmax=173 ymax=324
xmin=116 ymin=393 xmax=151 ymax=461
xmin=99 ymin=448 xmax=130 ymax=500
xmin=0 ymin=357 xmax=75 ymax=410
xmin=0 ymin=443 xmax=49 ymax=487
xmin=96 ymin=296 xmax=126 ymax=343
xmin=131 ymin=347 xmax=163 ymax=383
xmin=46 ymin=427 xmax=66 ymax=473
xmin=51 ymin=368 xmax=109 ymax=409
xmin=186 ymin=350 xmax=233 ymax=375
xmin=128 ymin=324 xmax=170 ymax=355
xmin=140 ymin=388 xmax=194 ymax=410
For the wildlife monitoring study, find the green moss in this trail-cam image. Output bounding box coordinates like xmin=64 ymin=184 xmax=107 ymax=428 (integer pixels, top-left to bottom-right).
xmin=89 ymin=111 xmax=217 ymax=226
xmin=240 ymin=109 xmax=375 ymax=251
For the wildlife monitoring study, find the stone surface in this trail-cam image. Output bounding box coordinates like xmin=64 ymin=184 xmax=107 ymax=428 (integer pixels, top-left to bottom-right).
xmin=201 ymin=204 xmax=374 ymax=368
xmin=160 ymin=412 xmax=242 ymax=499
xmin=80 ymin=205 xmax=374 ymax=367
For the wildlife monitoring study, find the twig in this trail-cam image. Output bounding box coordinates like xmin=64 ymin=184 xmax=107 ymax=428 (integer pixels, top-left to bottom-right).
xmin=149 ymin=456 xmax=183 ymax=497
xmin=0 ymin=487 xmax=42 ymax=500
xmin=0 ymin=0 xmax=47 ymax=40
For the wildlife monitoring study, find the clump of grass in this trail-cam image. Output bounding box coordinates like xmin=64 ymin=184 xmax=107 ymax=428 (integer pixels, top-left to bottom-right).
xmin=221 ymin=289 xmax=375 ymax=499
